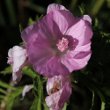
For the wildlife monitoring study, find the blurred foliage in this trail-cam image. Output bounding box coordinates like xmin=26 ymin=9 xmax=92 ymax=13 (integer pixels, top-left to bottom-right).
xmin=0 ymin=0 xmax=110 ymax=110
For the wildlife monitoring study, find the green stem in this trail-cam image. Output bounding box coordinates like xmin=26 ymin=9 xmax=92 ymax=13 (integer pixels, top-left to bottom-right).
xmin=22 ymin=67 xmax=37 ymax=79
xmin=100 ymin=101 xmax=105 ymax=110
xmin=90 ymin=91 xmax=95 ymax=110
xmin=44 ymin=103 xmax=49 ymax=110
xmin=37 ymin=76 xmax=43 ymax=110
xmin=62 ymin=103 xmax=67 ymax=110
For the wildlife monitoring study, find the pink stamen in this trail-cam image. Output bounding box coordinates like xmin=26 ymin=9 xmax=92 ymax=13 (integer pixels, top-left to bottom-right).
xmin=56 ymin=37 xmax=69 ymax=52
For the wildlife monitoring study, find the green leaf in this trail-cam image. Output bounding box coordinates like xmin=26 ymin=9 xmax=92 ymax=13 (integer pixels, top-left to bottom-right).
xmin=22 ymin=66 xmax=37 ymax=79
xmin=0 ymin=66 xmax=12 ymax=75
xmin=0 ymin=95 xmax=5 ymax=100
xmin=30 ymin=75 xmax=43 ymax=110
xmin=19 ymin=24 xmax=23 ymax=32
xmin=94 ymin=18 xmax=99 ymax=28
xmin=28 ymin=18 xmax=35 ymax=25
xmin=101 ymin=101 xmax=105 ymax=110
xmin=0 ymin=81 xmax=15 ymax=90
xmin=90 ymin=91 xmax=95 ymax=110
xmin=100 ymin=32 xmax=110 ymax=38
xmin=79 ymin=4 xmax=85 ymax=15
xmin=62 ymin=103 xmax=67 ymax=110
xmin=6 ymin=87 xmax=23 ymax=110
xmin=43 ymin=103 xmax=49 ymax=110
xmin=36 ymin=15 xmax=43 ymax=21
xmin=0 ymin=88 xmax=7 ymax=94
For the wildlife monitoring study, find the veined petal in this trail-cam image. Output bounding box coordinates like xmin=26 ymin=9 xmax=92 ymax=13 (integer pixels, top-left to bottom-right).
xmin=47 ymin=3 xmax=68 ymax=13
xmin=61 ymin=43 xmax=91 ymax=72
xmin=21 ymin=24 xmax=37 ymax=43
xmin=21 ymin=3 xmax=93 ymax=77
xmin=33 ymin=56 xmax=69 ymax=77
xmin=51 ymin=10 xmax=77 ymax=34
xmin=21 ymin=11 xmax=63 ymax=44
xmin=61 ymin=50 xmax=91 ymax=72
xmin=25 ymin=25 xmax=68 ymax=77
xmin=66 ymin=19 xmax=93 ymax=46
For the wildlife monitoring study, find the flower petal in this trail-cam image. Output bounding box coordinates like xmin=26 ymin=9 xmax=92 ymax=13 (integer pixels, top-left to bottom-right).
xmin=45 ymin=90 xmax=61 ymax=110
xmin=47 ymin=3 xmax=67 ymax=13
xmin=66 ymin=19 xmax=93 ymax=46
xmin=83 ymin=15 xmax=92 ymax=24
xmin=26 ymin=26 xmax=68 ymax=77
xmin=33 ymin=56 xmax=69 ymax=77
xmin=61 ymin=43 xmax=91 ymax=72
xmin=45 ymin=75 xmax=72 ymax=110
xmin=21 ymin=11 xmax=62 ymax=44
xmin=58 ymin=82 xmax=72 ymax=107
xmin=7 ymin=46 xmax=27 ymax=81
xmin=51 ymin=10 xmax=77 ymax=34
xmin=22 ymin=85 xmax=33 ymax=99
xmin=21 ymin=24 xmax=37 ymax=43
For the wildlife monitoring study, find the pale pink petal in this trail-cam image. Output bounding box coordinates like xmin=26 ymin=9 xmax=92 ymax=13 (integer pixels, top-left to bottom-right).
xmin=12 ymin=46 xmax=27 ymax=73
xmin=8 ymin=46 xmax=27 ymax=81
xmin=61 ymin=43 xmax=91 ymax=72
xmin=45 ymin=90 xmax=62 ymax=110
xmin=22 ymin=85 xmax=33 ymax=98
xmin=47 ymin=3 xmax=67 ymax=13
xmin=66 ymin=19 xmax=93 ymax=46
xmin=61 ymin=54 xmax=91 ymax=72
xmin=83 ymin=15 xmax=92 ymax=24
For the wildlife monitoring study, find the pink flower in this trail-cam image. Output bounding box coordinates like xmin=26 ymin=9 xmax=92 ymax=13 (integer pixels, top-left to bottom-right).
xmin=7 ymin=46 xmax=27 ymax=82
xmin=21 ymin=3 xmax=93 ymax=77
xmin=45 ymin=75 xmax=72 ymax=110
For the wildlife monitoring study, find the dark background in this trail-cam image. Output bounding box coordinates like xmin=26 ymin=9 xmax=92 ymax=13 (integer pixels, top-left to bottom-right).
xmin=0 ymin=0 xmax=110 ymax=110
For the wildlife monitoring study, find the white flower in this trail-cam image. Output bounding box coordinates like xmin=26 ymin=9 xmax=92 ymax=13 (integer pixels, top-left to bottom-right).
xmin=7 ymin=46 xmax=27 ymax=82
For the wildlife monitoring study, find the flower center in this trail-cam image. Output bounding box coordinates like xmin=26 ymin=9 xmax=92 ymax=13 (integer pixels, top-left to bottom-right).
xmin=56 ymin=37 xmax=69 ymax=52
